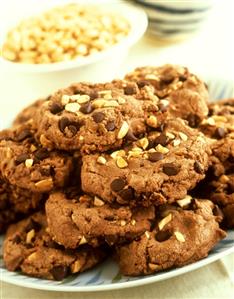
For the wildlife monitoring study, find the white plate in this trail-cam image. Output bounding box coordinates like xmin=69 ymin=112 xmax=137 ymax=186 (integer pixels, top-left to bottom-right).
xmin=0 ymin=77 xmax=234 ymax=292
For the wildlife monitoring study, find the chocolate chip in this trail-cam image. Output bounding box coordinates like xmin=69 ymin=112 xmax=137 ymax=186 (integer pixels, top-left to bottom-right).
xmin=154 ymin=134 xmax=169 ymax=146
xmin=40 ymin=166 xmax=54 ymax=176
xmin=58 ymin=117 xmax=79 ymax=136
xmin=50 ymin=265 xmax=69 ymax=281
xmin=13 ymin=235 xmax=21 ymax=244
xmin=187 ymin=114 xmax=200 ymax=128
xmin=89 ymin=91 xmax=99 ymax=100
xmin=79 ymin=102 xmax=93 ymax=114
xmin=163 ymin=163 xmax=180 ymax=176
xmin=15 ymin=153 xmax=30 ymax=165
xmin=214 ymin=127 xmax=226 ymax=139
xmin=67 ymin=125 xmax=78 ymax=136
xmin=126 ymin=129 xmax=138 ymax=141
xmin=148 ymin=152 xmax=164 ymax=162
xmin=59 ymin=117 xmax=70 ymax=132
xmin=136 ymin=81 xmax=148 ymax=88
xmin=106 ymin=120 xmax=115 ymax=131
xmin=46 ymin=240 xmax=63 ymax=250
xmin=160 ymin=74 xmax=174 ymax=84
xmin=179 ymin=75 xmax=187 ymax=82
xmin=16 ymin=129 xmax=32 ymax=142
xmin=50 ymin=102 xmax=63 ymax=114
xmin=111 ymin=178 xmax=126 ymax=192
xmin=155 ymin=230 xmax=172 ymax=242
xmin=118 ymin=187 xmax=134 ymax=201
xmin=124 ymin=85 xmax=137 ymax=95
xmin=92 ymin=112 xmax=105 ymax=123
xmin=34 ymin=148 xmax=49 ymax=161
xmin=25 ymin=219 xmax=41 ymax=232
xmin=194 ymin=161 xmax=203 ymax=174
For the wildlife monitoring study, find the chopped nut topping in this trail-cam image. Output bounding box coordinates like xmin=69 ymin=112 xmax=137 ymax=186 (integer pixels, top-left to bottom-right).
xmin=177 ymin=195 xmax=192 ymax=207
xmin=30 ymin=144 xmax=37 ymax=152
xmin=138 ymin=137 xmax=149 ymax=150
xmin=131 ymin=219 xmax=136 ymax=226
xmin=25 ymin=158 xmax=34 ymax=168
xmin=156 ymin=144 xmax=169 ymax=154
xmin=76 ymin=94 xmax=90 ymax=104
xmin=6 ymin=147 xmax=12 ymax=159
xmin=179 ymin=132 xmax=188 ymax=141
xmin=212 ymin=115 xmax=228 ymax=123
xmin=116 ymin=156 xmax=128 ymax=168
xmin=146 ymin=115 xmax=158 ymax=128
xmin=174 ymin=231 xmax=185 ymax=242
xmin=94 ymin=196 xmax=105 ymax=207
xmin=71 ymin=260 xmax=82 ymax=273
xmin=70 ymin=94 xmax=81 ymax=101
xmin=92 ymin=99 xmax=107 ymax=108
xmin=35 ymin=178 xmax=53 ymax=190
xmin=61 ymin=94 xmax=70 ymax=105
xmin=120 ymin=220 xmax=126 ymax=226
xmin=172 ymin=139 xmax=181 ymax=147
xmin=203 ymin=117 xmax=216 ymax=126
xmin=117 ymin=121 xmax=129 ymax=139
xmin=117 ymin=97 xmax=126 ymax=104
xmin=65 ymin=102 xmax=80 ymax=113
xmin=79 ymin=236 xmax=87 ymax=245
xmin=159 ymin=99 xmax=169 ymax=107
xmin=26 ymin=229 xmax=35 ymax=243
xmin=97 ymin=156 xmax=107 ymax=165
xmin=145 ymin=231 xmax=150 ymax=239
xmin=110 ymin=150 xmax=125 ymax=159
xmin=145 ymin=74 xmax=159 ymax=80
xmin=166 ymin=132 xmax=175 ymax=140
xmin=27 ymin=252 xmax=37 ymax=261
xmin=104 ymin=100 xmax=119 ymax=107
xmin=158 ymin=213 xmax=172 ymax=230
xmin=148 ymin=148 xmax=156 ymax=153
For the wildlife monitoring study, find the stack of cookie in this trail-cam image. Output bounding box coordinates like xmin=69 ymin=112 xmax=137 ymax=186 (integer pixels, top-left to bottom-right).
xmin=1 ymin=65 xmax=233 ymax=280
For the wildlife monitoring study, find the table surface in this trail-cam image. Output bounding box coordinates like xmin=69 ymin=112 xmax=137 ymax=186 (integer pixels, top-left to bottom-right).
xmin=1 ymin=1 xmax=234 ymax=298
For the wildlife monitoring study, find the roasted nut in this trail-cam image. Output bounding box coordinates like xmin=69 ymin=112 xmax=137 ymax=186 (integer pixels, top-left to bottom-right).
xmin=79 ymin=236 xmax=87 ymax=245
xmin=25 ymin=158 xmax=34 ymax=168
xmin=116 ymin=156 xmax=128 ymax=168
xmin=97 ymin=156 xmax=107 ymax=165
xmin=145 ymin=231 xmax=150 ymax=239
xmin=177 ymin=195 xmax=192 ymax=207
xmin=138 ymin=137 xmax=149 ymax=150
xmin=117 ymin=121 xmax=129 ymax=139
xmin=178 ymin=132 xmax=188 ymax=141
xmin=156 ymin=144 xmax=169 ymax=154
xmin=26 ymin=229 xmax=35 ymax=243
xmin=35 ymin=178 xmax=53 ymax=190
xmin=65 ymin=102 xmax=80 ymax=113
xmin=174 ymin=231 xmax=185 ymax=242
xmin=71 ymin=260 xmax=82 ymax=273
xmin=146 ymin=115 xmax=158 ymax=128
xmin=61 ymin=94 xmax=70 ymax=105
xmin=158 ymin=214 xmax=172 ymax=230
xmin=172 ymin=139 xmax=181 ymax=147
xmin=120 ymin=220 xmax=126 ymax=226
xmin=94 ymin=196 xmax=105 ymax=206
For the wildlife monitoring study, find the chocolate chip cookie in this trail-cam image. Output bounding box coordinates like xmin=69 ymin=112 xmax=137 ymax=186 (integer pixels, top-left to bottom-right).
xmin=0 ymin=175 xmax=43 ymax=232
xmin=115 ymin=198 xmax=226 ymax=276
xmin=82 ymin=118 xmax=211 ymax=206
xmin=34 ymin=80 xmax=171 ymax=153
xmin=45 ymin=192 xmax=155 ymax=248
xmin=3 ymin=212 xmax=108 ymax=280
xmin=0 ymin=122 xmax=74 ymax=192
xmin=125 ymin=64 xmax=209 ymax=127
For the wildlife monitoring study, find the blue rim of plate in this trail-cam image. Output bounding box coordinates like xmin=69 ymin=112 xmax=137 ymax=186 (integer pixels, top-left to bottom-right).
xmin=0 ymin=77 xmax=234 ymax=292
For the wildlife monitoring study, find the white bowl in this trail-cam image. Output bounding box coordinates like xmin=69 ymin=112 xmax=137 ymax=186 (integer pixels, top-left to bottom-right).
xmin=0 ymin=1 xmax=147 ymax=101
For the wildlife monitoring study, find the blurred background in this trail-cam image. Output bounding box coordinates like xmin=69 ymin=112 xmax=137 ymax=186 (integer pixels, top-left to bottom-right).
xmin=0 ymin=0 xmax=234 ymax=125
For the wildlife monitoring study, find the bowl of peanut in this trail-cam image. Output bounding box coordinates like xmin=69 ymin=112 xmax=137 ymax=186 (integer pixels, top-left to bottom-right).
xmin=0 ymin=1 xmax=147 ymax=98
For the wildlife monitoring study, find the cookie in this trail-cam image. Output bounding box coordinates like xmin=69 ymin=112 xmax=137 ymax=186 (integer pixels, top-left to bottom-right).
xmin=34 ymin=80 xmax=171 ymax=153
xmin=81 ymin=118 xmax=211 ymax=206
xmin=0 ymin=175 xmax=43 ymax=232
xmin=3 ymin=212 xmax=108 ymax=280
xmin=115 ymin=199 xmax=226 ymax=276
xmin=0 ymin=122 xmax=74 ymax=192
xmin=45 ymin=192 xmax=155 ymax=248
xmin=125 ymin=64 xmax=209 ymax=127
xmin=199 ymin=98 xmax=234 ymax=138
xmin=13 ymin=98 xmax=46 ymax=126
